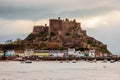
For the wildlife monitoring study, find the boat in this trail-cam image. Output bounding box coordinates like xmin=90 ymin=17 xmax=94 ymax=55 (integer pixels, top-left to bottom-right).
xmin=102 ymin=59 xmax=107 ymax=63
xmin=20 ymin=59 xmax=26 ymax=63
xmin=93 ymin=59 xmax=97 ymax=63
xmin=66 ymin=60 xmax=70 ymax=63
xmin=25 ymin=60 xmax=32 ymax=63
xmin=118 ymin=60 xmax=120 ymax=62
xmin=110 ymin=60 xmax=115 ymax=63
xmin=20 ymin=60 xmax=25 ymax=63
xmin=60 ymin=61 xmax=63 ymax=63
xmin=72 ymin=60 xmax=76 ymax=63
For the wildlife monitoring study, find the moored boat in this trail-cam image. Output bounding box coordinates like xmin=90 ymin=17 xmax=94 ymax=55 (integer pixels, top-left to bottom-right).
xmin=110 ymin=60 xmax=115 ymax=63
xmin=72 ymin=60 xmax=76 ymax=63
xmin=25 ymin=60 xmax=32 ymax=63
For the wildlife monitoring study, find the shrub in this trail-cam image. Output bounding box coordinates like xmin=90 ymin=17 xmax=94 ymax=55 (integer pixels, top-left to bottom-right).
xmin=50 ymin=32 xmax=56 ymax=37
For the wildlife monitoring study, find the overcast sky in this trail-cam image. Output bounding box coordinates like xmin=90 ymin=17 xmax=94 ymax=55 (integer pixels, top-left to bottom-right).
xmin=0 ymin=0 xmax=120 ymax=54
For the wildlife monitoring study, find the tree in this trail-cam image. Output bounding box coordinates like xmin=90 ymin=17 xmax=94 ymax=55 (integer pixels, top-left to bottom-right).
xmin=65 ymin=33 xmax=70 ymax=36
xmin=39 ymin=42 xmax=47 ymax=49
xmin=50 ymin=32 xmax=56 ymax=37
xmin=5 ymin=40 xmax=12 ymax=44
xmin=48 ymin=42 xmax=59 ymax=50
xmin=25 ymin=33 xmax=36 ymax=41
xmin=15 ymin=38 xmax=22 ymax=44
xmin=38 ymin=31 xmax=48 ymax=37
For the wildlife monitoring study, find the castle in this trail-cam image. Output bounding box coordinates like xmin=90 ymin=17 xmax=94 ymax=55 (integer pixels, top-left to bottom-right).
xmin=25 ymin=17 xmax=109 ymax=53
xmin=33 ymin=17 xmax=82 ymax=35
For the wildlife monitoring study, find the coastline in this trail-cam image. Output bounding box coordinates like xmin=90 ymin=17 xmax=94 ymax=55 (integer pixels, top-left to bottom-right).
xmin=0 ymin=56 xmax=120 ymax=61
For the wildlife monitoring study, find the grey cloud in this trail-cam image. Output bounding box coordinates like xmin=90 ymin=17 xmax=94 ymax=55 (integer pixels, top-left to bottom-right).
xmin=58 ymin=7 xmax=115 ymax=18
xmin=86 ymin=24 xmax=120 ymax=54
xmin=0 ymin=0 xmax=120 ymax=20
xmin=0 ymin=6 xmax=58 ymax=20
xmin=0 ymin=6 xmax=117 ymax=20
xmin=0 ymin=34 xmax=27 ymax=44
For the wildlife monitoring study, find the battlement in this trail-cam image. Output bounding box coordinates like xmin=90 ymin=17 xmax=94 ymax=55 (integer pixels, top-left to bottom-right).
xmin=49 ymin=17 xmax=80 ymax=24
xmin=49 ymin=17 xmax=81 ymax=35
xmin=51 ymin=17 xmax=75 ymax=21
xmin=32 ymin=25 xmax=49 ymax=34
xmin=32 ymin=17 xmax=82 ymax=36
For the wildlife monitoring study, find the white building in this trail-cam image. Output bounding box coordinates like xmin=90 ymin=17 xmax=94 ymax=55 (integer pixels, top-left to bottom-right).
xmin=0 ymin=51 xmax=4 ymax=57
xmin=24 ymin=49 xmax=34 ymax=57
xmin=89 ymin=50 xmax=95 ymax=57
xmin=5 ymin=50 xmax=15 ymax=57
xmin=68 ymin=48 xmax=76 ymax=55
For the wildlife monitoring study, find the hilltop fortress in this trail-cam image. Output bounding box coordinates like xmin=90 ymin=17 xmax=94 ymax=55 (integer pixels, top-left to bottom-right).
xmin=25 ymin=17 xmax=110 ymax=54
xmin=33 ymin=17 xmax=83 ymax=35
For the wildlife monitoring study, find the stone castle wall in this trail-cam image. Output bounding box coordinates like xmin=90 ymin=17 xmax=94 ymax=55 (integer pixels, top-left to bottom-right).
xmin=33 ymin=17 xmax=82 ymax=36
xmin=32 ymin=25 xmax=49 ymax=34
xmin=49 ymin=18 xmax=63 ymax=35
xmin=49 ymin=17 xmax=81 ymax=36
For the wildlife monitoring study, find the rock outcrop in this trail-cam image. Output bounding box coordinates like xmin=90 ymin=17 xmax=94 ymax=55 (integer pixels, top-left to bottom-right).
xmin=25 ymin=17 xmax=111 ymax=54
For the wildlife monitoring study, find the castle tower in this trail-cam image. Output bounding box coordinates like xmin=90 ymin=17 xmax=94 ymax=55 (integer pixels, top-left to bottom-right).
xmin=49 ymin=17 xmax=81 ymax=36
xmin=49 ymin=17 xmax=63 ymax=35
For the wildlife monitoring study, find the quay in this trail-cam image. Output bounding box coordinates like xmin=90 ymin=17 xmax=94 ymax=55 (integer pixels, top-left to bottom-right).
xmin=1 ymin=56 xmax=119 ymax=61
xmin=22 ymin=56 xmax=120 ymax=61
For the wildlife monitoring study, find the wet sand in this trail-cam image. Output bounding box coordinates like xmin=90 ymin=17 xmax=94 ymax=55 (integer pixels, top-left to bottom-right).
xmin=0 ymin=61 xmax=120 ymax=80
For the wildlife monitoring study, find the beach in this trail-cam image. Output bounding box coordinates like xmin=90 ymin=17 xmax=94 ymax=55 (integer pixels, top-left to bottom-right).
xmin=0 ymin=61 xmax=120 ymax=80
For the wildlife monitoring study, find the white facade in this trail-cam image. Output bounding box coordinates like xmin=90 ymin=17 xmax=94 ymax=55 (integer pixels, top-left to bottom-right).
xmin=24 ymin=49 xmax=34 ymax=57
xmin=0 ymin=51 xmax=4 ymax=57
xmin=89 ymin=50 xmax=95 ymax=57
xmin=68 ymin=48 xmax=76 ymax=55
xmin=68 ymin=48 xmax=86 ymax=57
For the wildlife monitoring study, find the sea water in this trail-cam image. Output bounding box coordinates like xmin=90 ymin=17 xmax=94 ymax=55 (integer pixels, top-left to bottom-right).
xmin=0 ymin=61 xmax=120 ymax=80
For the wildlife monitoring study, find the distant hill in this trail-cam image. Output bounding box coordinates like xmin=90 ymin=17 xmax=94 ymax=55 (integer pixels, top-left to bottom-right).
xmin=24 ymin=17 xmax=111 ymax=54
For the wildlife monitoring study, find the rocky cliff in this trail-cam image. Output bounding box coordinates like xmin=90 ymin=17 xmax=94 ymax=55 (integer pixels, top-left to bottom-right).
xmin=25 ymin=17 xmax=111 ymax=54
